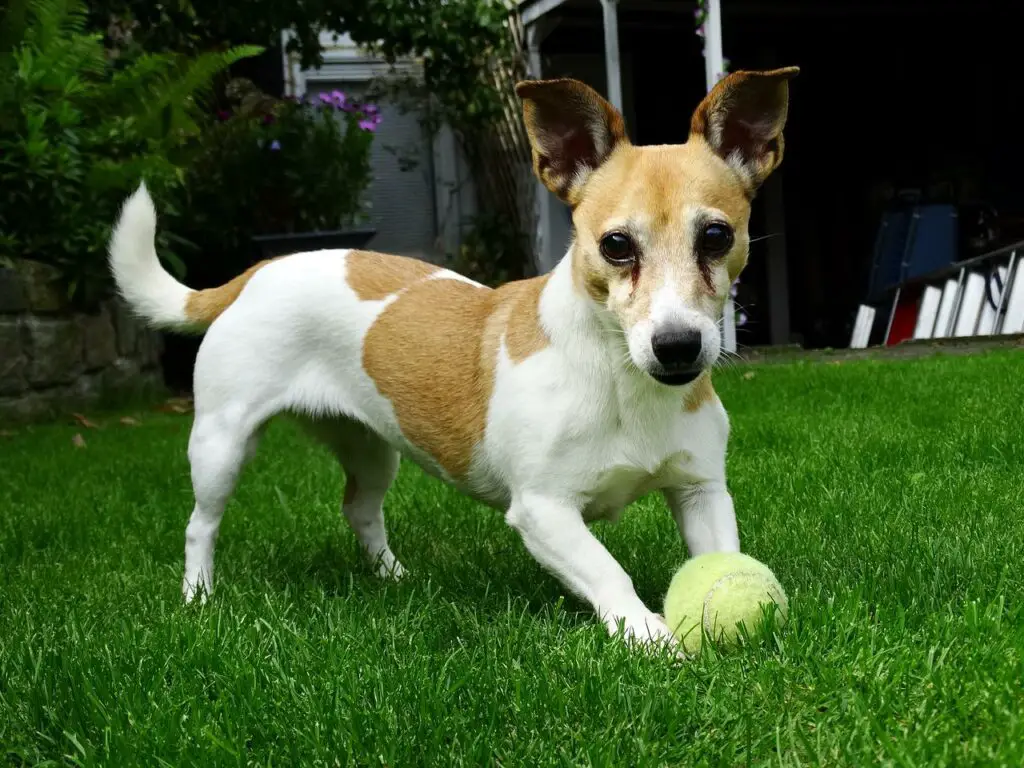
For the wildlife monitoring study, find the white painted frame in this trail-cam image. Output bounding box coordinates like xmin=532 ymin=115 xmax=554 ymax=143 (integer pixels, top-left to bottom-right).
xmin=912 ymin=285 xmax=943 ymax=340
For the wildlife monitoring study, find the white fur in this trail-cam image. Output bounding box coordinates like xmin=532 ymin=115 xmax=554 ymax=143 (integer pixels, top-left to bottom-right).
xmin=108 ymin=183 xmax=193 ymax=331
xmin=110 ymin=185 xmax=740 ymax=653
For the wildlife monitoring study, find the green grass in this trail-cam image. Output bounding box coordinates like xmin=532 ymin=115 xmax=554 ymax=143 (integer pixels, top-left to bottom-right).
xmin=2 ymin=351 xmax=1023 ymax=766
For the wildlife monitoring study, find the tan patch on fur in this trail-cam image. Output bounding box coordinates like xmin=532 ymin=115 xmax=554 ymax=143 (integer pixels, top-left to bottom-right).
xmin=184 ymin=259 xmax=276 ymax=327
xmin=514 ymin=71 xmax=794 ymax=331
xmin=346 ymin=249 xmax=439 ymax=301
xmin=362 ymin=274 xmax=551 ymax=480
xmin=502 ymin=274 xmax=551 ymax=362
xmin=571 ymin=140 xmax=753 ymax=324
xmin=684 ymin=373 xmax=715 ymax=412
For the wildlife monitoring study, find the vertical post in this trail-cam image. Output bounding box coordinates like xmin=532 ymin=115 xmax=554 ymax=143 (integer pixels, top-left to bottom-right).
xmin=527 ymin=22 xmax=556 ymax=274
xmin=700 ymin=0 xmax=734 ymax=351
xmin=702 ymin=0 xmax=725 ymax=88
xmin=599 ymin=0 xmax=623 ymax=112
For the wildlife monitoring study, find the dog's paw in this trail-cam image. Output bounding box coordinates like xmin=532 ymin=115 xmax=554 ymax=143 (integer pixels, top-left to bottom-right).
xmin=182 ymin=577 xmax=211 ymax=605
xmin=607 ymin=611 xmax=679 ymax=653
xmin=374 ymin=559 xmax=407 ymax=581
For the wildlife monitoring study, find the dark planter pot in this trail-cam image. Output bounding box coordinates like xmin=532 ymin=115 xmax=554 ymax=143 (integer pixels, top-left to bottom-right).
xmin=252 ymin=228 xmax=377 ymax=260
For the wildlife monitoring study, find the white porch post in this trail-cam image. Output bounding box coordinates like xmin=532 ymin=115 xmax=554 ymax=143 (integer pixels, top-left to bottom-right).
xmin=527 ymin=22 xmax=557 ymax=274
xmin=598 ymin=0 xmax=623 ymax=112
xmin=700 ymin=0 xmax=736 ymax=352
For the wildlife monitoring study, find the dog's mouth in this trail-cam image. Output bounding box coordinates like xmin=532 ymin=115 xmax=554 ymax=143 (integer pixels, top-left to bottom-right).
xmin=650 ymin=368 xmax=702 ymax=387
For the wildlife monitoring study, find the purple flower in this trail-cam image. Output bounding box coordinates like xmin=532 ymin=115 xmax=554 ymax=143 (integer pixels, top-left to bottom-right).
xmin=269 ymin=140 xmax=281 ymax=151
xmin=358 ymin=119 xmax=377 ymax=132
xmin=364 ymin=103 xmax=379 ymax=116
xmin=318 ymin=92 xmax=333 ymax=105
xmin=217 ymin=110 xmax=231 ymax=121
xmin=330 ymin=90 xmax=346 ymax=109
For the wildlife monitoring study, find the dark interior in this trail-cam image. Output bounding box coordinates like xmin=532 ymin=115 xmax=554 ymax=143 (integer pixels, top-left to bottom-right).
xmin=540 ymin=0 xmax=1022 ymax=349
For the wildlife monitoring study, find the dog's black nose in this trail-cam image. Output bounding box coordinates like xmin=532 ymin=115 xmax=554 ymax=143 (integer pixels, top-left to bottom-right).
xmin=651 ymin=327 xmax=702 ymax=368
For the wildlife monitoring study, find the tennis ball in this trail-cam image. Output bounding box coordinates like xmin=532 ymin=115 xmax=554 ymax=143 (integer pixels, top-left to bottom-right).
xmin=663 ymin=551 xmax=788 ymax=655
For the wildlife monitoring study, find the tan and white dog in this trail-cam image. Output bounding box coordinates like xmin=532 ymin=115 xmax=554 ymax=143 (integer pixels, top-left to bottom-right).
xmin=108 ymin=67 xmax=797 ymax=649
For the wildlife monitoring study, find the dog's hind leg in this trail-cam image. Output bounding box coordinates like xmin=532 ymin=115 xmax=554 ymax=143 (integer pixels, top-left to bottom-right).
xmin=311 ymin=419 xmax=404 ymax=579
xmin=182 ymin=331 xmax=279 ymax=603
xmin=182 ymin=406 xmax=264 ymax=602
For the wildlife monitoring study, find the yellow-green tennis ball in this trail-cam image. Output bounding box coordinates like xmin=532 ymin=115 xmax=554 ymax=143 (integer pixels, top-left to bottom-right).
xmin=663 ymin=551 xmax=788 ymax=655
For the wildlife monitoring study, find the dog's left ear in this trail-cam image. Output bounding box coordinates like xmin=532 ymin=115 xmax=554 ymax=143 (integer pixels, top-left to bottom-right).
xmin=690 ymin=66 xmax=799 ymax=191
xmin=516 ymin=78 xmax=628 ymax=206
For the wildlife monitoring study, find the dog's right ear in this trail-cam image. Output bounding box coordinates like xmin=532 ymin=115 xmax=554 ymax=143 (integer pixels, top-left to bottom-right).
xmin=516 ymin=78 xmax=628 ymax=207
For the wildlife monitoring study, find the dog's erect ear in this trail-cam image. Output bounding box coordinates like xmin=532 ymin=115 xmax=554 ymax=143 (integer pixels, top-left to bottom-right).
xmin=689 ymin=66 xmax=798 ymax=191
xmin=516 ymin=78 xmax=628 ymax=206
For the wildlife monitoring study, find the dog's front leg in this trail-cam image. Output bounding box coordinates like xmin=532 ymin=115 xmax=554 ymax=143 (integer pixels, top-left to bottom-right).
xmin=506 ymin=493 xmax=675 ymax=648
xmin=664 ymin=481 xmax=740 ymax=557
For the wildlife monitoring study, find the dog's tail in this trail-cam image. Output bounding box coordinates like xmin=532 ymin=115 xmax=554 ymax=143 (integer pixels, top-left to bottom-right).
xmin=109 ymin=183 xmax=262 ymax=333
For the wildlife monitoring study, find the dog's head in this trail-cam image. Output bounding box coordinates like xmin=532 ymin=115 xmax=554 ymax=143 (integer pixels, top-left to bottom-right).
xmin=517 ymin=67 xmax=797 ymax=386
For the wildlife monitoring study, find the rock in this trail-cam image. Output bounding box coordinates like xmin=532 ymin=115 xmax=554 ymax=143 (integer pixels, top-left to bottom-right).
xmin=0 ymin=319 xmax=27 ymax=396
xmin=103 ymin=357 xmax=141 ymax=391
xmin=0 ymin=268 xmax=27 ymax=313
xmin=0 ymin=390 xmax=57 ymax=424
xmin=24 ymin=317 xmax=84 ymax=385
xmin=112 ymin=299 xmax=140 ymax=356
xmin=15 ymin=260 xmax=65 ymax=313
xmin=80 ymin=305 xmax=118 ymax=371
xmin=136 ymin=328 xmax=165 ymax=368
xmin=72 ymin=371 xmax=104 ymax=402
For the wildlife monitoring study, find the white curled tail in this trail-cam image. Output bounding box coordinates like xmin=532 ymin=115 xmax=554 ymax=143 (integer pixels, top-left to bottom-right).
xmin=108 ymin=183 xmax=195 ymax=331
xmin=109 ymin=183 xmax=271 ymax=333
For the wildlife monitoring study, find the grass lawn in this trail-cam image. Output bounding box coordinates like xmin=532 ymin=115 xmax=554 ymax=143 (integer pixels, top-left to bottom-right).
xmin=2 ymin=351 xmax=1023 ymax=766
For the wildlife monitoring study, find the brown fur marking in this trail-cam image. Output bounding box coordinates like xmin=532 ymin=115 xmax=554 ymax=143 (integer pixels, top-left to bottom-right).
xmin=571 ymin=141 xmax=753 ymax=326
xmin=503 ymin=274 xmax=552 ymax=362
xmin=684 ymin=373 xmax=715 ymax=412
xmin=184 ymin=259 xmax=276 ymax=327
xmin=362 ymin=278 xmax=492 ymax=480
xmin=362 ymin=272 xmax=551 ymax=481
xmin=346 ymin=249 xmax=440 ymax=301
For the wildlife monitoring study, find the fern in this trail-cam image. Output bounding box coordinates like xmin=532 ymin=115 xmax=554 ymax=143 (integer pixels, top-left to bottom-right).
xmin=0 ymin=0 xmax=263 ymax=307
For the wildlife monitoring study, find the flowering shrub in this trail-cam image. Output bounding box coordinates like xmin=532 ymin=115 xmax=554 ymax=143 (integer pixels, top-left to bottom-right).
xmin=175 ymin=79 xmax=378 ymax=278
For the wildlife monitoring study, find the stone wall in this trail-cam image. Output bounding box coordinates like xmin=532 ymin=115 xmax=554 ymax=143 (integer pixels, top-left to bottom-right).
xmin=0 ymin=263 xmax=165 ymax=423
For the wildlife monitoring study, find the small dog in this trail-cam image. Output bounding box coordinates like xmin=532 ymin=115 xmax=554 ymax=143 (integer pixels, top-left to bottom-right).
xmin=109 ymin=67 xmax=797 ymax=649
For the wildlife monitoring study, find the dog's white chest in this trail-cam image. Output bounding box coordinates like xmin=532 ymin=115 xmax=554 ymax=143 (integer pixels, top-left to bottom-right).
xmin=580 ymin=449 xmax=692 ymax=522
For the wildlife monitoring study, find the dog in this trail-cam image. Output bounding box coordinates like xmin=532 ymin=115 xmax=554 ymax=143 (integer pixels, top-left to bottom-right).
xmin=108 ymin=67 xmax=797 ymax=649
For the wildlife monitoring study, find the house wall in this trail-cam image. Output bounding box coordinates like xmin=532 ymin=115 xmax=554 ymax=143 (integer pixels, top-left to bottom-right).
xmin=283 ymin=32 xmax=477 ymax=262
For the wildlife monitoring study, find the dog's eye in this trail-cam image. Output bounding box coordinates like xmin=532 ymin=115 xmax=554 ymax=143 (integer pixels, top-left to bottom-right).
xmin=697 ymin=222 xmax=734 ymax=257
xmin=599 ymin=232 xmax=636 ymax=265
